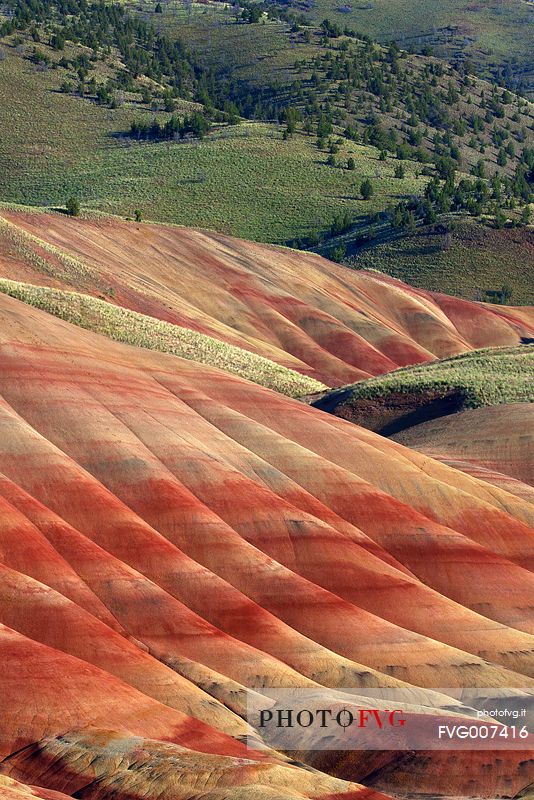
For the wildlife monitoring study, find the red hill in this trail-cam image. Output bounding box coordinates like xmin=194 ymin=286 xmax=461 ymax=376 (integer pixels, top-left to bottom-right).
xmin=1 ymin=210 xmax=533 ymax=386
xmin=0 ymin=291 xmax=532 ymax=798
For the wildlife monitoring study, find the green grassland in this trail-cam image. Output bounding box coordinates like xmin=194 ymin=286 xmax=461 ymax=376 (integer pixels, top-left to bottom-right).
xmin=0 ymin=278 xmax=326 ymax=395
xmin=347 ymin=218 xmax=534 ymax=304
xmin=0 ymin=45 xmax=428 ymax=242
xmin=301 ymin=0 xmax=534 ymax=96
xmin=314 ymin=345 xmax=534 ymax=411
xmin=0 ymin=1 xmax=532 ymax=262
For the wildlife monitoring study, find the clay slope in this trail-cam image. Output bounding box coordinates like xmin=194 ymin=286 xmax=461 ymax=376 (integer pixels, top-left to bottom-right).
xmin=1 ymin=209 xmax=534 ymax=387
xmin=394 ymin=403 xmax=534 ymax=501
xmin=0 ymin=777 xmax=73 ymax=800
xmin=0 ymin=294 xmax=533 ymax=799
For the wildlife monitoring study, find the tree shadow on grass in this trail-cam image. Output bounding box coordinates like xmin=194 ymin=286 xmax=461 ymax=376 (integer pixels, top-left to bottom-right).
xmin=49 ymin=207 xmax=71 ymax=215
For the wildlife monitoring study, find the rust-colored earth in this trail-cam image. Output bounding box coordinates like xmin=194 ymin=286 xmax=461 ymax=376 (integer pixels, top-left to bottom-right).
xmin=1 ymin=210 xmax=533 ymax=386
xmin=0 ymin=215 xmax=533 ymax=800
xmin=394 ymin=403 xmax=534 ymax=501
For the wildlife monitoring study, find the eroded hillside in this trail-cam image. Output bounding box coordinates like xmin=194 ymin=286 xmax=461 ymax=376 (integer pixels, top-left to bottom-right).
xmin=1 ymin=209 xmax=533 ymax=387
xmin=0 ymin=292 xmax=533 ymax=798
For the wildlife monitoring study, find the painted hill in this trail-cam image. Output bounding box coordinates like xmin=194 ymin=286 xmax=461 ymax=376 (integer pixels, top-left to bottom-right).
xmin=394 ymin=403 xmax=534 ymax=501
xmin=0 ymin=292 xmax=533 ymax=798
xmin=1 ymin=209 xmax=534 ymax=388
xmin=0 ymin=278 xmax=326 ymax=398
xmin=0 ymin=777 xmax=74 ymax=800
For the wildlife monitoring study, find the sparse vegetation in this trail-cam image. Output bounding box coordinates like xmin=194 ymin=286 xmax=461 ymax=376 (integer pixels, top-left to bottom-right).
xmin=1 ymin=0 xmax=533 ymax=250
xmin=0 ymin=214 xmax=94 ymax=283
xmin=0 ymin=47 xmax=426 ymax=244
xmin=292 ymin=0 xmax=534 ymax=97
xmin=0 ymin=278 xmax=327 ymax=397
xmin=346 ymin=218 xmax=534 ymax=304
xmin=317 ymin=345 xmax=534 ymax=412
xmin=0 ymin=0 xmax=532 ymax=298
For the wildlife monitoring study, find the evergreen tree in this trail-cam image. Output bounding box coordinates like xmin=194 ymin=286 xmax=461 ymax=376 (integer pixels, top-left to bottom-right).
xmin=361 ymin=178 xmax=374 ymax=200
xmin=66 ymin=197 xmax=80 ymax=217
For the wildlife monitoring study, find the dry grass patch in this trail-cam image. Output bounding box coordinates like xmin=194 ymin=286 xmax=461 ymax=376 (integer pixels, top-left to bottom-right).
xmin=0 ymin=279 xmax=326 ymax=397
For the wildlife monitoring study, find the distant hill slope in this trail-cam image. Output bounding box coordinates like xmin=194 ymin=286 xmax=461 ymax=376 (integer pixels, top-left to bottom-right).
xmin=1 ymin=208 xmax=534 ymax=387
xmin=0 ymin=292 xmax=533 ymax=799
xmin=0 ymin=38 xmax=428 ymax=244
xmin=291 ymin=0 xmax=534 ymax=97
xmin=155 ymin=6 xmax=534 ymax=176
xmin=310 ymin=345 xmax=534 ymax=432
xmin=0 ymin=6 xmax=533 ymax=246
xmin=346 ymin=218 xmax=534 ymax=305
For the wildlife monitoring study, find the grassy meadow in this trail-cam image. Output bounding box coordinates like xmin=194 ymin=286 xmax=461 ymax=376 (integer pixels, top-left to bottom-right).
xmin=347 ymin=219 xmax=534 ymax=304
xmin=131 ymin=0 xmax=311 ymax=83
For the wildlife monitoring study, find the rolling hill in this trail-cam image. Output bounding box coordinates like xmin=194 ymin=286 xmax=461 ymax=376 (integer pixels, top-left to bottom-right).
xmin=0 ymin=288 xmax=533 ymax=799
xmin=310 ymin=343 xmax=534 ymax=431
xmin=1 ymin=208 xmax=534 ymax=388
xmin=0 ymin=38 xmax=427 ymax=243
xmin=1 ymin=1 xmax=533 ymax=254
xmin=345 ymin=218 xmax=534 ymax=305
xmin=393 ymin=402 xmax=534 ymax=501
xmin=149 ymin=4 xmax=534 ymax=179
xmin=0 ymin=278 xmax=326 ymax=397
xmin=0 ymin=0 xmax=532 ymax=796
xmin=289 ymin=0 xmax=534 ymax=97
